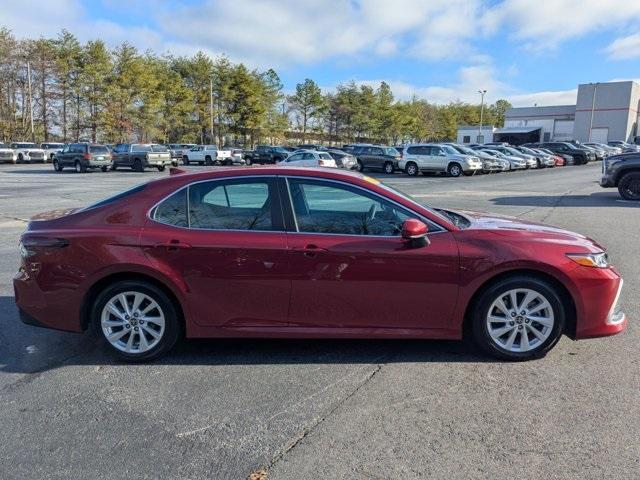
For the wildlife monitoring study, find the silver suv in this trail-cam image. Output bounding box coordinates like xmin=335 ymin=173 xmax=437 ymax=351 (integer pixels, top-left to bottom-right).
xmin=399 ymin=143 xmax=483 ymax=177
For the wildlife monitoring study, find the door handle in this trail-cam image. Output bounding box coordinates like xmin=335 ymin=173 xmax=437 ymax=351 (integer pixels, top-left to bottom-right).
xmin=154 ymin=240 xmax=192 ymax=251
xmin=293 ymin=244 xmax=328 ymax=257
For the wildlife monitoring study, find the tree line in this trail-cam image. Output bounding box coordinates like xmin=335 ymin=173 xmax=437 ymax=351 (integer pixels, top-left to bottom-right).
xmin=0 ymin=28 xmax=512 ymax=147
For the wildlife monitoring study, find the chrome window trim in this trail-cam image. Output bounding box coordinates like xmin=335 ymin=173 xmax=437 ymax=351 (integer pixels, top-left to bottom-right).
xmin=147 ymin=173 xmax=450 ymax=236
xmin=147 ymin=174 xmax=285 ymax=233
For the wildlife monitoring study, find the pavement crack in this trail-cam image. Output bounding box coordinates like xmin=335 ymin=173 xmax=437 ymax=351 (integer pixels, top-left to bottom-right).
xmin=266 ymin=350 xmax=398 ymax=472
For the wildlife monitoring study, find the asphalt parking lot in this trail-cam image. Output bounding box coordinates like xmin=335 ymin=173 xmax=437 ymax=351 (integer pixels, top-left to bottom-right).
xmin=0 ymin=162 xmax=638 ymax=480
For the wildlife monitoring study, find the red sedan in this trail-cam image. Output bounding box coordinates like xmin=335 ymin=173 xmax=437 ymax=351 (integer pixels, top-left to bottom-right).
xmin=14 ymin=167 xmax=626 ymax=361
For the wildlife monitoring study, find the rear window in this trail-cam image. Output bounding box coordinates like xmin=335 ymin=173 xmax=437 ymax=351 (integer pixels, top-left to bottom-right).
xmin=90 ymin=145 xmax=109 ymax=154
xmin=151 ymin=145 xmax=168 ymax=152
xmin=132 ymin=144 xmax=152 ymax=152
xmin=83 ymin=184 xmax=147 ymax=210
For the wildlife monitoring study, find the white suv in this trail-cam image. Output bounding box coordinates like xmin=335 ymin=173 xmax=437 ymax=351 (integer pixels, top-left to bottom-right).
xmin=399 ymin=143 xmax=483 ymax=177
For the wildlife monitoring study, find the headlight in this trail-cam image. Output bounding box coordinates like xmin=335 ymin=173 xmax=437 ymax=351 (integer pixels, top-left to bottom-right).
xmin=566 ymin=252 xmax=609 ymax=268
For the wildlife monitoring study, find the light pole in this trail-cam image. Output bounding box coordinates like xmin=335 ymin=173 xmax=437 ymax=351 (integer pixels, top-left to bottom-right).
xmin=478 ymin=89 xmax=487 ymax=143
xmin=209 ymin=77 xmax=214 ymax=145
xmin=26 ymin=60 xmax=35 ymax=143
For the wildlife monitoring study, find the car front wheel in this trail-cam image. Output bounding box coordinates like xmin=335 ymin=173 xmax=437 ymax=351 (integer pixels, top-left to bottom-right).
xmin=618 ymin=172 xmax=640 ymax=201
xmin=383 ymin=161 xmax=394 ymax=174
xmin=92 ymin=281 xmax=180 ymax=361
xmin=472 ymin=276 xmax=565 ymax=361
xmin=448 ymin=163 xmax=462 ymax=177
xmin=53 ymin=159 xmax=63 ymax=172
xmin=405 ymin=162 xmax=418 ymax=176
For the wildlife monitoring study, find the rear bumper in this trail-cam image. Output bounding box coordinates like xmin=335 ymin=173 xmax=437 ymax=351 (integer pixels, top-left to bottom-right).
xmin=13 ymin=267 xmax=83 ymax=333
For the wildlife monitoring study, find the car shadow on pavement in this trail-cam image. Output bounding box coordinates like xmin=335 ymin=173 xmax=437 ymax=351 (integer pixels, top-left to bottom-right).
xmin=491 ymin=191 xmax=639 ymax=208
xmin=0 ymin=295 xmax=493 ymax=376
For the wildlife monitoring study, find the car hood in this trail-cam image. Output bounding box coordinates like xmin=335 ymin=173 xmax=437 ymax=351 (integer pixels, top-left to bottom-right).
xmin=452 ymin=209 xmax=604 ymax=250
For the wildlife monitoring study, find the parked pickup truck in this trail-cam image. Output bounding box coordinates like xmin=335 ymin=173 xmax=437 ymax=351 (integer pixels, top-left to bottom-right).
xmin=181 ymin=145 xmax=232 ymax=165
xmin=111 ymin=143 xmax=172 ymax=172
xmin=167 ymin=143 xmax=197 ymax=164
xmin=600 ymin=152 xmax=640 ymax=201
xmin=11 ymin=142 xmax=46 ymax=163
xmin=243 ymin=145 xmax=290 ymax=165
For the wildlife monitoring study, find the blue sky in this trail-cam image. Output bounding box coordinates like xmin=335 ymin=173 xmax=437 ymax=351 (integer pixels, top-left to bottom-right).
xmin=2 ymin=0 xmax=640 ymax=106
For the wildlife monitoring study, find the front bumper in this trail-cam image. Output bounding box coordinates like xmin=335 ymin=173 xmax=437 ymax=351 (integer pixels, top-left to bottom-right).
xmin=462 ymin=162 xmax=483 ymax=172
xmin=600 ymin=172 xmax=615 ymax=187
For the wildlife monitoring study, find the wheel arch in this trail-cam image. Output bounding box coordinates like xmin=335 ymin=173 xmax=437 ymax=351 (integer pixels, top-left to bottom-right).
xmin=613 ymin=167 xmax=640 ymax=186
xmin=461 ymin=268 xmax=578 ymax=340
xmin=80 ymin=271 xmax=186 ymax=332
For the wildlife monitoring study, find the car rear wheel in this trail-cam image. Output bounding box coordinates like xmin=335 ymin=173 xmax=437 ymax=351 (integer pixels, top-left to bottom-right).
xmin=157 ymin=165 xmax=165 ymax=172
xmin=244 ymin=157 xmax=252 ymax=166
xmin=183 ymin=156 xmax=190 ymax=165
xmin=133 ymin=159 xmax=144 ymax=172
xmin=205 ymin=156 xmax=213 ymax=166
xmin=53 ymin=158 xmax=63 ymax=172
xmin=356 ymin=160 xmax=364 ymax=172
xmin=405 ymin=162 xmax=418 ymax=176
xmin=74 ymin=160 xmax=86 ymax=173
xmin=383 ymin=161 xmax=394 ymax=174
xmin=472 ymin=276 xmax=565 ymax=361
xmin=448 ymin=163 xmax=462 ymax=177
xmin=92 ymin=281 xmax=180 ymax=362
xmin=618 ymin=172 xmax=640 ymax=201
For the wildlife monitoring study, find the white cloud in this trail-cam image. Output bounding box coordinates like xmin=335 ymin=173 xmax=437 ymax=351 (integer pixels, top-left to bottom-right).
xmin=605 ymin=33 xmax=640 ymax=60
xmin=483 ymin=0 xmax=640 ymax=50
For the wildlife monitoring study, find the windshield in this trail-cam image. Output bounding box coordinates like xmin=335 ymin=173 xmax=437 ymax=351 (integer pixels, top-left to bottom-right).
xmin=132 ymin=144 xmax=152 ymax=152
xmin=504 ymin=147 xmax=522 ymax=155
xmin=376 ymin=181 xmax=453 ymax=226
xmin=563 ymin=143 xmax=578 ymax=150
xmin=441 ymin=145 xmax=458 ymax=155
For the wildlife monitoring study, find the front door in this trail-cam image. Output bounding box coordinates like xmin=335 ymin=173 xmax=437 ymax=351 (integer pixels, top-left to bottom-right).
xmin=142 ymin=176 xmax=290 ymax=328
xmin=283 ymin=177 xmax=459 ymax=331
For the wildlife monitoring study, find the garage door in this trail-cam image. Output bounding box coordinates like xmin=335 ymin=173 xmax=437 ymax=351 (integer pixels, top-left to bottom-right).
xmin=590 ymin=127 xmax=609 ymax=143
xmin=553 ymin=120 xmax=574 ymax=139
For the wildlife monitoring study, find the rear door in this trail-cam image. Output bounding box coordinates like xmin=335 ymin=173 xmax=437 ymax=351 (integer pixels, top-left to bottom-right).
xmin=143 ymin=176 xmax=290 ymax=328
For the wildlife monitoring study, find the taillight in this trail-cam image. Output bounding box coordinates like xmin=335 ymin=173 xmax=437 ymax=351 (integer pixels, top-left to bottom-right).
xmin=83 ymin=153 xmax=91 ymax=160
xmin=20 ymin=237 xmax=69 ymax=258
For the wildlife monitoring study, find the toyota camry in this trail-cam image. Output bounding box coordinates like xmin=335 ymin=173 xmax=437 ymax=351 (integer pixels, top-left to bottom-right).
xmin=14 ymin=167 xmax=626 ymax=361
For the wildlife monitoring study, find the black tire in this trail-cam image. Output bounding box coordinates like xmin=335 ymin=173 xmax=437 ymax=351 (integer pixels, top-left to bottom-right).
xmin=183 ymin=156 xmax=190 ymax=165
xmin=536 ymin=159 xmax=542 ymax=169
xmin=157 ymin=165 xmax=165 ymax=172
xmin=101 ymin=166 xmax=108 ymax=172
xmin=447 ymin=162 xmax=462 ymax=177
xmin=112 ymin=164 xmax=118 ymax=171
xmin=91 ymin=280 xmax=180 ymax=362
xmin=618 ymin=172 xmax=640 ymax=201
xmin=383 ymin=161 xmax=394 ymax=174
xmin=205 ymin=156 xmax=213 ymax=166
xmin=405 ymin=162 xmax=419 ymax=176
xmin=471 ymin=275 xmax=565 ymax=361
xmin=245 ymin=157 xmax=252 ymax=166
xmin=133 ymin=158 xmax=144 ymax=172
xmin=18 ymin=153 xmax=24 ymax=163
xmin=75 ymin=160 xmax=86 ymax=173
xmin=356 ymin=160 xmax=364 ymax=172
xmin=53 ymin=158 xmax=63 ymax=172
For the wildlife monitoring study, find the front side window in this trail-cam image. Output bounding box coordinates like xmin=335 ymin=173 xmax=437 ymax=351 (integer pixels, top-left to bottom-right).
xmin=287 ymin=178 xmax=421 ymax=236
xmin=188 ymin=179 xmax=279 ymax=231
xmin=286 ymin=154 xmax=302 ymax=162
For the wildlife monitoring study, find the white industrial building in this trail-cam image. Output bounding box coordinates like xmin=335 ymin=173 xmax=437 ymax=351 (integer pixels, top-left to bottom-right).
xmin=457 ymin=80 xmax=640 ymax=145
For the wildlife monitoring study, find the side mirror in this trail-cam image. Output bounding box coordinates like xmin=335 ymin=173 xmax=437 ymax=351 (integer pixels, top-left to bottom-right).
xmin=401 ymin=219 xmax=430 ymax=248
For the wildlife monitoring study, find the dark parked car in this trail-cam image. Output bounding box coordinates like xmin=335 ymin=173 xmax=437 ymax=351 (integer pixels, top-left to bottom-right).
xmin=600 ymin=152 xmax=640 ymax=200
xmin=296 ymin=144 xmax=328 ymax=151
xmin=539 ymin=142 xmax=595 ymax=165
xmin=244 ymin=145 xmax=290 ymax=165
xmin=53 ymin=143 xmax=112 ymax=173
xmin=14 ymin=167 xmax=626 ymax=362
xmin=111 ymin=143 xmax=172 ymax=172
xmin=351 ymin=145 xmax=401 ymax=173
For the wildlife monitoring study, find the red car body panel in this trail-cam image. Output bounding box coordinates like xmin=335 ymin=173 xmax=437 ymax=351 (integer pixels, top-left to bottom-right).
xmin=14 ymin=167 xmax=627 ymax=342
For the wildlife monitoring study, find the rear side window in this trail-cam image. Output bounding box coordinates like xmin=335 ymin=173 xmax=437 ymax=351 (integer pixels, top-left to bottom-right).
xmin=153 ymin=189 xmax=188 ymax=227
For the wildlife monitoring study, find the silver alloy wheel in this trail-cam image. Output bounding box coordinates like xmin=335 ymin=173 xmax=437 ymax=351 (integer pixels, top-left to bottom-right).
xmin=486 ymin=288 xmax=554 ymax=353
xmin=101 ymin=291 xmax=165 ymax=354
xmin=406 ymin=163 xmax=417 ymax=176
xmin=449 ymin=164 xmax=461 ymax=176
